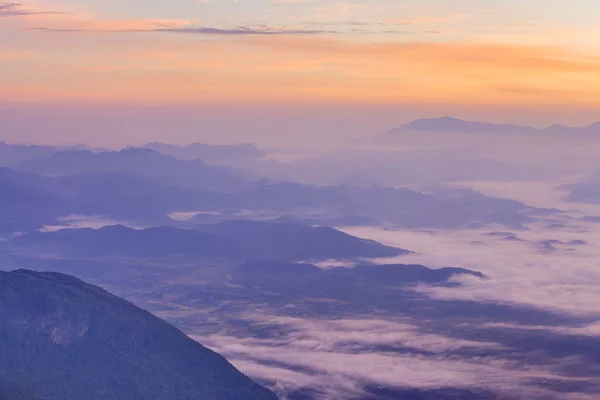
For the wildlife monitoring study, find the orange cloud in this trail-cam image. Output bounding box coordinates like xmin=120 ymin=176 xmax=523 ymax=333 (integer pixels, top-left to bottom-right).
xmin=2 ymin=29 xmax=600 ymax=106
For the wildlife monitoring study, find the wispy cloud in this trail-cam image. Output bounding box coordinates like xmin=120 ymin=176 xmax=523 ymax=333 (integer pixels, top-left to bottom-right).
xmin=32 ymin=25 xmax=330 ymax=36
xmin=3 ymin=2 xmax=600 ymax=106
xmin=342 ymin=199 xmax=600 ymax=318
xmin=0 ymin=2 xmax=69 ymax=17
xmin=193 ymin=314 xmax=589 ymax=399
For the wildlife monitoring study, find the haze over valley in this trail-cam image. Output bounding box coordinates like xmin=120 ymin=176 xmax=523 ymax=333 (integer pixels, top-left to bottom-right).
xmin=2 ymin=118 xmax=600 ymax=399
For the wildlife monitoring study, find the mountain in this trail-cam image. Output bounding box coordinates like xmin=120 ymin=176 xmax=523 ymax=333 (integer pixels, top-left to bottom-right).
xmin=12 ymin=222 xmax=408 ymax=261
xmin=12 ymin=225 xmax=241 ymax=258
xmin=0 ymin=179 xmax=67 ymax=234
xmin=201 ymin=220 xmax=409 ymax=260
xmin=386 ymin=117 xmax=538 ymax=135
xmin=0 ymin=269 xmax=277 ymax=400
xmin=0 ymin=168 xmax=221 ymax=231
xmin=0 ymin=164 xmax=539 ymax=232
xmin=0 ymin=167 xmax=53 ymax=187
xmin=271 ymin=214 xmax=374 ymax=227
xmin=59 ymin=144 xmax=110 ymax=153
xmin=17 ymin=148 xmax=247 ymax=191
xmin=258 ymin=148 xmax=556 ymax=186
xmin=542 ymin=121 xmax=600 ymax=136
xmin=233 ymin=260 xmax=483 ymax=295
xmin=224 ymin=182 xmax=347 ymax=209
xmin=0 ymin=142 xmax=58 ymax=167
xmin=385 ymin=117 xmax=600 ymax=136
xmin=214 ymin=184 xmax=535 ymax=229
xmin=51 ymin=171 xmax=222 ymax=223
xmin=0 ymin=378 xmax=35 ymax=400
xmin=143 ymin=142 xmax=265 ymax=163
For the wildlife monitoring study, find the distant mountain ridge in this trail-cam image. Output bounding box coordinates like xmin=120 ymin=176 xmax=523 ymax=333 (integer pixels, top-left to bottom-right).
xmin=12 ymin=221 xmax=409 ymax=261
xmin=143 ymin=142 xmax=265 ymax=163
xmin=386 ymin=116 xmax=600 ymax=136
xmin=236 ymin=260 xmax=484 ymax=290
xmin=0 ymin=177 xmax=67 ymax=234
xmin=201 ymin=219 xmax=409 ymax=260
xmin=16 ymin=148 xmax=248 ymax=191
xmin=0 ymin=142 xmax=109 ymax=168
xmin=0 ymin=142 xmax=58 ymax=167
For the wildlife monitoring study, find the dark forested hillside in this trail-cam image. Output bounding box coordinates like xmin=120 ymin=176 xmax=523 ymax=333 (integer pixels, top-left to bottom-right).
xmin=0 ymin=270 xmax=277 ymax=400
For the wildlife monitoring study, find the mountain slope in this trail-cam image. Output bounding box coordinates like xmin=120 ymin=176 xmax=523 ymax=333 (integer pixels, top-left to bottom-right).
xmin=0 ymin=269 xmax=277 ymax=400
xmin=143 ymin=142 xmax=265 ymax=163
xmin=542 ymin=121 xmax=600 ymax=135
xmin=12 ymin=222 xmax=408 ymax=261
xmin=202 ymin=220 xmax=409 ymax=260
xmin=385 ymin=117 xmax=600 ymax=136
xmin=0 ymin=142 xmax=58 ymax=167
xmin=17 ymin=148 xmax=247 ymax=191
xmin=213 ymin=184 xmax=535 ymax=229
xmin=386 ymin=117 xmax=537 ymax=135
xmin=12 ymin=225 xmax=242 ymax=258
xmin=231 ymin=260 xmax=484 ymax=299
xmin=0 ymin=179 xmax=67 ymax=234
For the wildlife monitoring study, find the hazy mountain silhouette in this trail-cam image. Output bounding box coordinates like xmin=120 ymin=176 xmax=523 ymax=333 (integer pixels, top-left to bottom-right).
xmin=0 ymin=166 xmax=542 ymax=232
xmin=0 ymin=167 xmax=54 ymax=189
xmin=201 ymin=220 xmax=409 ymax=260
xmin=17 ymin=148 xmax=247 ymax=191
xmin=215 ymin=184 xmax=536 ymax=229
xmin=51 ymin=171 xmax=222 ymax=223
xmin=565 ymin=166 xmax=600 ymax=204
xmin=385 ymin=117 xmax=600 ymax=136
xmin=388 ymin=117 xmax=538 ymax=135
xmin=143 ymin=142 xmax=265 ymax=163
xmin=271 ymin=214 xmax=374 ymax=227
xmin=232 ymin=260 xmax=483 ymax=297
xmin=0 ymin=178 xmax=67 ymax=234
xmin=542 ymin=121 xmax=600 ymax=135
xmin=0 ymin=168 xmax=221 ymax=230
xmin=222 ymin=182 xmax=347 ymax=209
xmin=0 ymin=269 xmax=277 ymax=400
xmin=261 ymin=148 xmax=556 ymax=186
xmin=0 ymin=142 xmax=58 ymax=167
xmin=0 ymin=142 xmax=113 ymax=168
xmin=13 ymin=225 xmax=241 ymax=258
xmin=13 ymin=222 xmax=407 ymax=261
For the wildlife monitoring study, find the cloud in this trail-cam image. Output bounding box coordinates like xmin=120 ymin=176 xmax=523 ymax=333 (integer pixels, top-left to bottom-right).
xmin=340 ymin=186 xmax=600 ymax=319
xmin=0 ymin=2 xmax=69 ymax=17
xmin=4 ymin=1 xmax=600 ymax=105
xmin=159 ymin=26 xmax=328 ymax=35
xmin=192 ymin=314 xmax=591 ymax=399
xmin=31 ymin=24 xmax=330 ymax=36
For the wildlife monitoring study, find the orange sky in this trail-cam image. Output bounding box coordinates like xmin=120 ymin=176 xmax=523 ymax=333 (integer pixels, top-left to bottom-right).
xmin=2 ymin=0 xmax=600 ymax=109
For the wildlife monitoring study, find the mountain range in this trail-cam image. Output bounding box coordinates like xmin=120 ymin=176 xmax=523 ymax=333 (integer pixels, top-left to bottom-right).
xmin=17 ymin=148 xmax=247 ymax=192
xmin=234 ymin=260 xmax=484 ymax=296
xmin=0 ymin=178 xmax=67 ymax=234
xmin=213 ymin=184 xmax=536 ymax=229
xmin=12 ymin=221 xmax=408 ymax=261
xmin=385 ymin=116 xmax=600 ymax=136
xmin=0 ymin=164 xmax=543 ymax=236
xmin=200 ymin=220 xmax=408 ymax=260
xmin=0 ymin=142 xmax=110 ymax=168
xmin=0 ymin=269 xmax=277 ymax=400
xmin=143 ymin=142 xmax=265 ymax=164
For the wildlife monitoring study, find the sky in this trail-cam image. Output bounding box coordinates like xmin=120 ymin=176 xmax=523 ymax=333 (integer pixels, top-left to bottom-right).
xmin=2 ymin=0 xmax=600 ymax=146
